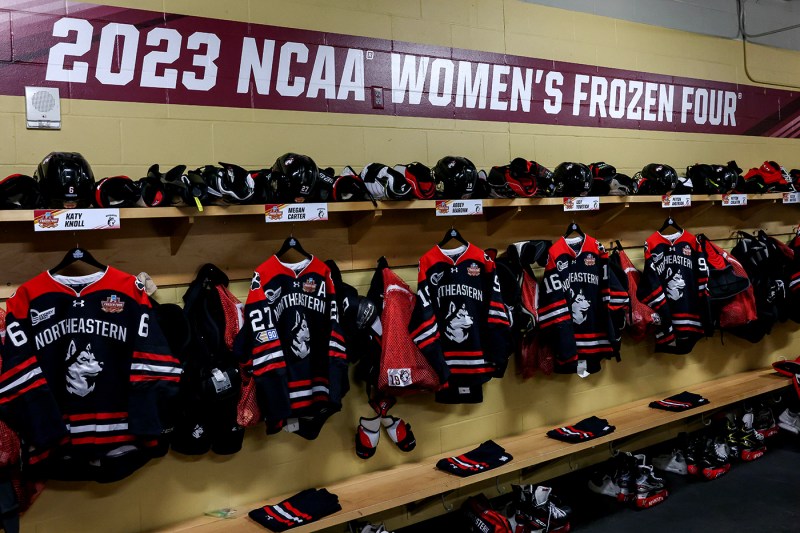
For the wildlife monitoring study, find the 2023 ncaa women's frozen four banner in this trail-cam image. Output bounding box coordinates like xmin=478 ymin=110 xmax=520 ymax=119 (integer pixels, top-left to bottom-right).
xmin=3 ymin=1 xmax=800 ymax=137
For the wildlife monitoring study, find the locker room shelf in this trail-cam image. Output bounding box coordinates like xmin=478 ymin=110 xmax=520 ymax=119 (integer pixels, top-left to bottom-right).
xmin=0 ymin=192 xmax=789 ymax=223
xmin=157 ymin=367 xmax=790 ymax=533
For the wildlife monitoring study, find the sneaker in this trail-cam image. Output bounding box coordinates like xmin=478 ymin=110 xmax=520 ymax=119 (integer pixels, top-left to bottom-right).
xmin=652 ymin=449 xmax=688 ymax=475
xmin=588 ymin=473 xmax=620 ymax=498
xmin=753 ymin=404 xmax=779 ymax=439
xmin=778 ymin=408 xmax=800 ymax=434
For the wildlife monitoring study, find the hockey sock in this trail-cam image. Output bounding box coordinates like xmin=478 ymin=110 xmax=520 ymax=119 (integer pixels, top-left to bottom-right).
xmin=380 ymin=416 xmax=416 ymax=452
xmin=248 ymin=488 xmax=341 ymax=531
xmin=436 ymin=440 xmax=513 ymax=477
xmin=649 ymin=391 xmax=709 ymax=412
xmin=547 ymin=416 xmax=616 ymax=443
xmin=355 ymin=417 xmax=381 ymax=459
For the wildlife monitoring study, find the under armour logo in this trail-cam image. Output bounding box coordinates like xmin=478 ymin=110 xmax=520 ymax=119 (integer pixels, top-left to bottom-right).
xmin=73 ymin=300 xmax=85 ymax=308
xmin=450 ymin=267 xmax=458 ymax=273
xmin=293 ymin=282 xmax=300 ymax=288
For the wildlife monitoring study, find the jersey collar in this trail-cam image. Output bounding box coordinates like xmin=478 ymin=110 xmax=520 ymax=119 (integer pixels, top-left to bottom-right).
xmin=46 ymin=267 xmax=110 ymax=297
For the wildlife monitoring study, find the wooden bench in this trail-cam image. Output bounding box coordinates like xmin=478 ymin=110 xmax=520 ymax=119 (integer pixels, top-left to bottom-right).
xmin=159 ymin=368 xmax=790 ymax=532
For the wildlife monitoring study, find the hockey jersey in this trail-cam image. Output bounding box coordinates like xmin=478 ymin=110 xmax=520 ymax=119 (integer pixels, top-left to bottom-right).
xmin=409 ymin=243 xmax=511 ymax=403
xmin=637 ymin=230 xmax=712 ymax=354
xmin=0 ymin=268 xmax=180 ymax=482
xmin=238 ymin=256 xmax=348 ymax=436
xmin=538 ymin=235 xmax=629 ymax=375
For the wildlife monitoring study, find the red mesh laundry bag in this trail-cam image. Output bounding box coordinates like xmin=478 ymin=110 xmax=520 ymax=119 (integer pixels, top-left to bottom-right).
xmin=377 ymin=266 xmax=441 ymax=396
xmin=703 ymin=239 xmax=758 ymax=329
xmin=612 ymin=247 xmax=656 ymax=342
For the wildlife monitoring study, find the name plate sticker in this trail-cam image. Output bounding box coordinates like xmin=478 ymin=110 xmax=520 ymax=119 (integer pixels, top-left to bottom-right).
xmin=34 ymin=209 xmax=120 ymax=232
xmin=264 ymin=203 xmax=328 ymax=223
xmin=722 ymin=193 xmax=748 ymax=206
xmin=783 ymin=192 xmax=800 ymax=204
xmin=563 ymin=197 xmax=600 ymax=211
xmin=435 ymin=200 xmax=483 ymax=216
xmin=661 ymin=194 xmax=692 ymax=208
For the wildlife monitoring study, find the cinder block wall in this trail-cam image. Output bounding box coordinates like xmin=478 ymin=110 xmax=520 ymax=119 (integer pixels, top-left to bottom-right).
xmin=0 ymin=1 xmax=798 ymax=532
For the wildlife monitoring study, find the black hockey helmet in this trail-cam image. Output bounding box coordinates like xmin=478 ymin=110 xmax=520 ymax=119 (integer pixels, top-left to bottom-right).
xmin=673 ymin=174 xmax=694 ymax=195
xmin=432 ymin=156 xmax=479 ymax=199
xmin=0 ymin=174 xmax=42 ymax=209
xmin=686 ymin=163 xmax=738 ymax=194
xmin=34 ymin=152 xmax=95 ymax=208
xmin=93 ymin=176 xmax=140 ymax=208
xmin=636 ymin=163 xmax=678 ymax=195
xmin=332 ymin=166 xmax=377 ymax=205
xmin=270 ymin=153 xmax=320 ymax=203
xmin=552 ymin=162 xmax=592 ymax=197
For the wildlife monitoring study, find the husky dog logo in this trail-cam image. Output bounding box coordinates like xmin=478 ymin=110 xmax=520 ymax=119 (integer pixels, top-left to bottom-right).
xmin=265 ymin=287 xmax=281 ymax=304
xmin=250 ymin=272 xmax=261 ymax=291
xmin=570 ymin=288 xmax=591 ymax=325
xmin=665 ymin=268 xmax=685 ymax=300
xmin=65 ymin=340 xmax=103 ymax=397
xmin=291 ymin=311 xmax=311 ymax=359
xmin=444 ymin=302 xmax=473 ymax=343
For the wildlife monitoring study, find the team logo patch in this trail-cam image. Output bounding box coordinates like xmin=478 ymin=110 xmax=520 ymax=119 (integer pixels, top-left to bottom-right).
xmin=467 ymin=263 xmax=480 ymax=276
xmin=436 ymin=202 xmax=449 ymax=214
xmin=682 ymin=246 xmax=692 ymax=256
xmin=387 ymin=368 xmax=413 ymax=387
xmin=430 ymin=272 xmax=444 ymax=286
xmin=265 ymin=287 xmax=281 ymax=304
xmin=30 ymin=307 xmax=56 ymax=326
xmin=36 ymin=211 xmax=58 ymax=229
xmin=256 ymin=329 xmax=279 ymax=344
xmin=266 ymin=205 xmax=282 ymax=220
xmin=584 ymin=254 xmax=596 ymax=266
xmin=303 ymin=278 xmax=317 ymax=293
xmin=100 ymin=295 xmax=125 ymax=313
xmin=556 ymin=260 xmax=569 ymax=272
xmin=652 ymin=251 xmax=664 ymax=263
xmin=564 ymin=197 xmax=575 ymax=209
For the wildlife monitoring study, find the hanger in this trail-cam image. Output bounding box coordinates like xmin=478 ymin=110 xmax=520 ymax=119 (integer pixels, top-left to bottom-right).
xmin=659 ymin=215 xmax=682 ymax=233
xmin=275 ymin=231 xmax=312 ymax=260
xmin=438 ymin=225 xmax=468 ymax=247
xmin=563 ymin=221 xmax=584 ymax=239
xmin=611 ymin=239 xmax=623 ymax=251
xmin=49 ymin=247 xmax=106 ymax=274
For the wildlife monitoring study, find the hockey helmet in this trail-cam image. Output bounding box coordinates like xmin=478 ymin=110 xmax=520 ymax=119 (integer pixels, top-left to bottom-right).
xmin=270 ymin=153 xmax=320 ymax=202
xmin=552 ymin=162 xmax=592 ymax=197
xmin=739 ymin=161 xmax=792 ymax=193
xmin=432 ymin=156 xmax=479 ymax=199
xmin=636 ymin=163 xmax=678 ymax=195
xmin=0 ymin=174 xmax=42 ymax=209
xmin=195 ymin=163 xmax=256 ymax=204
xmin=35 ymin=152 xmax=95 ymax=208
xmin=686 ymin=163 xmax=738 ymax=194
xmin=93 ymin=176 xmax=140 ymax=208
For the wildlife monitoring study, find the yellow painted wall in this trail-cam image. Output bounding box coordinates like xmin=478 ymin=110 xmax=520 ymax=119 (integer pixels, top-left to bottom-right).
xmin=1 ymin=1 xmax=798 ymax=532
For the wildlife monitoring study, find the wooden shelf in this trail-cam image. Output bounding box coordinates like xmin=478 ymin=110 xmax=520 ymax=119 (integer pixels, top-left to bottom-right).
xmin=157 ymin=368 xmax=790 ymax=533
xmin=0 ymin=193 xmax=789 ymax=223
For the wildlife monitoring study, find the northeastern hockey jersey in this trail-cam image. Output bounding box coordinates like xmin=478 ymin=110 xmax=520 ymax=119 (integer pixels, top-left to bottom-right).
xmin=538 ymin=235 xmax=629 ymax=375
xmin=239 ymin=256 xmax=348 ymax=436
xmin=0 ymin=268 xmax=180 ymax=482
xmin=408 ymin=243 xmax=511 ymax=403
xmin=637 ymin=230 xmax=712 ymax=354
